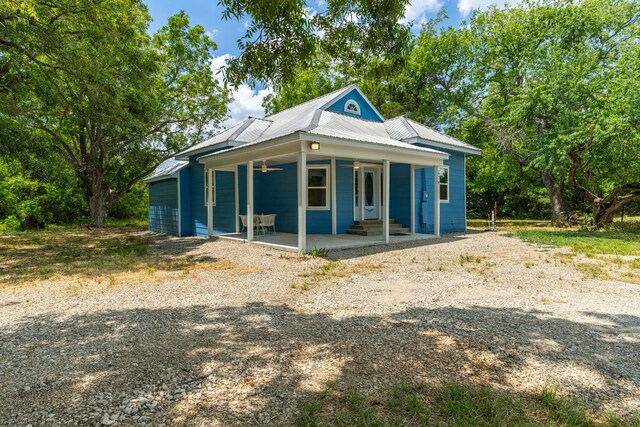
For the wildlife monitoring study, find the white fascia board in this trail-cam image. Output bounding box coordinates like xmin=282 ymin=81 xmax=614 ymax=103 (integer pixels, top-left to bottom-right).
xmin=197 ymin=131 xmax=449 ymax=169
xmin=404 ymin=136 xmax=482 ymax=156
xmin=197 ymin=133 xmax=303 ymax=167
xmin=143 ymin=174 xmax=179 ymax=184
xmin=301 ymin=133 xmax=448 ymax=167
xmin=175 ymin=141 xmax=244 ymax=160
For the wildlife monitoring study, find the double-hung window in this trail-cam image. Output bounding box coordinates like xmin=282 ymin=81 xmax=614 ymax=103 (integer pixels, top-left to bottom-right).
xmin=204 ymin=169 xmax=216 ymax=207
xmin=439 ymin=166 xmax=449 ymax=203
xmin=307 ymin=166 xmax=329 ymax=210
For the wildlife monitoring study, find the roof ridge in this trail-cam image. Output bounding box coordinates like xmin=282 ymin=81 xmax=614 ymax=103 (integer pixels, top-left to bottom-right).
xmin=228 ymin=117 xmax=256 ymax=141
xmin=264 ymin=84 xmax=357 ymax=119
xmin=399 ymin=116 xmax=419 ymax=138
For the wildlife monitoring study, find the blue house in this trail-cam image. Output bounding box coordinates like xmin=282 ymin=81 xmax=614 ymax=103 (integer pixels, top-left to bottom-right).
xmin=144 ymin=85 xmax=481 ymax=251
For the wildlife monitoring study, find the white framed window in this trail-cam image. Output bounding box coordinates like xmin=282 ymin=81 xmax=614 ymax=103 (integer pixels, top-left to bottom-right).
xmin=439 ymin=166 xmax=449 ymax=203
xmin=204 ymin=168 xmax=216 ymax=207
xmin=307 ymin=166 xmax=329 ymax=210
xmin=344 ymin=100 xmax=361 ymax=115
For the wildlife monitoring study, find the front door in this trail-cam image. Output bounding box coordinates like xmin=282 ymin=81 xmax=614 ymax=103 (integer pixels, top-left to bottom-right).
xmin=354 ymin=168 xmax=381 ymax=220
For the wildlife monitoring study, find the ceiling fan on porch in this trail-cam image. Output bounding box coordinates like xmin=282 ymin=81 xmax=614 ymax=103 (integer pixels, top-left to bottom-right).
xmin=341 ymin=160 xmax=381 ymax=169
xmin=254 ymin=160 xmax=283 ymax=173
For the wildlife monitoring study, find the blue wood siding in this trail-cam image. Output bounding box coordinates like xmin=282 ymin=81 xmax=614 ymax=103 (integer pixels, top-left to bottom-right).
xmin=186 ymin=148 xmax=229 ymax=238
xmin=324 ymin=89 xmax=384 ymax=122
xmin=235 ymin=160 xmax=352 ymax=235
xmin=148 ymin=178 xmax=179 ymax=236
xmin=336 ymin=160 xmax=354 ymax=233
xmin=389 ymin=164 xmax=411 ymax=230
xmin=256 ymin=162 xmax=298 ymax=233
xmin=212 ymin=171 xmax=236 ymax=234
xmin=169 ymin=147 xmax=468 ymax=238
xmin=179 ymin=169 xmax=191 ymax=236
xmin=412 ymin=149 xmax=467 ymax=234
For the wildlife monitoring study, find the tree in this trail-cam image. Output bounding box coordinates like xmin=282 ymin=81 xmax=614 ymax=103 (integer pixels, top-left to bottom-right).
xmin=218 ymin=0 xmax=412 ymax=88
xmin=565 ymin=37 xmax=640 ymax=226
xmin=0 ymin=1 xmax=230 ymax=226
xmin=400 ymin=0 xmax=639 ymax=225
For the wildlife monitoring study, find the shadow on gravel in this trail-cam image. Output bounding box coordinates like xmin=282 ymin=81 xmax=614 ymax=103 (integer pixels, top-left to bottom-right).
xmin=1 ymin=304 xmax=638 ymax=425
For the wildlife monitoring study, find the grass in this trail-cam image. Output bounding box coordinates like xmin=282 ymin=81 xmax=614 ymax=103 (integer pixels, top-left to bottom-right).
xmin=505 ymin=221 xmax=640 ymax=284
xmin=0 ymin=225 xmax=256 ymax=286
xmin=514 ymin=228 xmax=640 ymax=257
xmin=297 ymin=382 xmax=638 ymax=427
xmin=291 ymin=260 xmax=385 ymax=291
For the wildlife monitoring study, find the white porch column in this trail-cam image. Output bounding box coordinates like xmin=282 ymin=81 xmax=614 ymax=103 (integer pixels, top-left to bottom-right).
xmin=247 ymin=161 xmax=254 ymax=241
xmin=297 ymin=151 xmax=307 ymax=252
xmin=207 ymin=167 xmax=213 ymax=237
xmin=234 ymin=164 xmax=240 ymax=233
xmin=410 ymin=166 xmax=415 ymax=234
xmin=383 ymin=160 xmax=390 ymax=243
xmin=434 ymin=166 xmax=440 ymax=237
xmin=331 ymin=157 xmax=337 ymax=235
xmin=359 ymin=166 xmax=365 ymax=221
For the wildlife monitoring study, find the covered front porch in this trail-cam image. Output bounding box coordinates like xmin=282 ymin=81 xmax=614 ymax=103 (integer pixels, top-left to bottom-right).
xmin=199 ymin=133 xmax=447 ymax=252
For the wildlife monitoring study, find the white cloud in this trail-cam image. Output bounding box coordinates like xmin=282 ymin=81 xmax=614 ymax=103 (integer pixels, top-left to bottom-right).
xmin=402 ymin=0 xmax=442 ymax=24
xmin=457 ymin=0 xmax=521 ymax=17
xmin=205 ymin=29 xmax=219 ymax=39
xmin=224 ymin=85 xmax=273 ymax=127
xmin=210 ymin=54 xmax=274 ymax=128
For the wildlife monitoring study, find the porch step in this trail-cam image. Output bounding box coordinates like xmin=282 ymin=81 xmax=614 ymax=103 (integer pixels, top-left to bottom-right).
xmin=346 ymin=219 xmax=410 ymax=236
xmin=352 ymin=219 xmax=395 ymax=225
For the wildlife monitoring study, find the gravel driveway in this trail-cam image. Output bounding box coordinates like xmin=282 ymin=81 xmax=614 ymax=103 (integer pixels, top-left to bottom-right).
xmin=1 ymin=230 xmax=638 ymax=426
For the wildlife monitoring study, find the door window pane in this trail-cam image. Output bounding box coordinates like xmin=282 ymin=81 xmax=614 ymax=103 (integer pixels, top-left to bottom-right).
xmin=365 ymin=172 xmax=374 ymax=206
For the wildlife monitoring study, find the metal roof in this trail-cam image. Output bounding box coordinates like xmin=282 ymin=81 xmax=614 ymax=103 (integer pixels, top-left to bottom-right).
xmin=143 ymin=159 xmax=188 ymax=183
xmin=309 ymin=111 xmax=445 ymax=155
xmin=386 ymin=116 xmax=481 ymax=154
xmin=170 ymin=84 xmax=480 ymax=166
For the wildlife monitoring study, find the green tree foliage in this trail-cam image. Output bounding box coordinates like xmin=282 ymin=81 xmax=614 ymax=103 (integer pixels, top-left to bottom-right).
xmin=404 ymin=0 xmax=639 ymax=225
xmin=218 ymin=0 xmax=412 ymax=88
xmin=0 ymin=1 xmax=230 ymax=227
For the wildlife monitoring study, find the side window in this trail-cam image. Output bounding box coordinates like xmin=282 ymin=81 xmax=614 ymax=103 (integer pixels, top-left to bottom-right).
xmin=439 ymin=166 xmax=449 ymax=203
xmin=307 ymin=166 xmax=329 ymax=209
xmin=204 ymin=169 xmax=216 ymax=206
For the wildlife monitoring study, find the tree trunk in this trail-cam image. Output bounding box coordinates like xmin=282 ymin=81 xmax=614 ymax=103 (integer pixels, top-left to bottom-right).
xmin=593 ymin=201 xmax=617 ymax=227
xmin=87 ymin=167 xmax=106 ymax=227
xmin=88 ymin=190 xmax=106 ymax=227
xmin=540 ymin=170 xmax=567 ymax=225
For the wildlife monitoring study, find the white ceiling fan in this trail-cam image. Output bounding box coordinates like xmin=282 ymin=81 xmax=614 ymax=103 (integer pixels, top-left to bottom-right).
xmin=254 ymin=160 xmax=283 ymax=173
xmin=341 ymin=160 xmax=381 ymax=169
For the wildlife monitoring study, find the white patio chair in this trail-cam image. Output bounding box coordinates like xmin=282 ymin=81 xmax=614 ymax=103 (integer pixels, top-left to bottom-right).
xmin=239 ymin=215 xmax=258 ymax=233
xmin=258 ymin=214 xmax=276 ymax=235
xmin=239 ymin=215 xmax=248 ymax=232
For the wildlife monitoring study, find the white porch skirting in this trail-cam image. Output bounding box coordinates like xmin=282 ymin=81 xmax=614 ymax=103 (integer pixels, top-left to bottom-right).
xmin=217 ymin=232 xmax=437 ymax=252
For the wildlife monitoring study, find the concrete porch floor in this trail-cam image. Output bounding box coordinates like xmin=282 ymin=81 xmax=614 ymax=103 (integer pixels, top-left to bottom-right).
xmin=216 ymin=232 xmax=437 ymax=251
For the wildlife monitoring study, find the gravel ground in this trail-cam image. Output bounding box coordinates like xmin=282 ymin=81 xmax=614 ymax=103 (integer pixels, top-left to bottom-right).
xmin=1 ymin=230 xmax=638 ymax=426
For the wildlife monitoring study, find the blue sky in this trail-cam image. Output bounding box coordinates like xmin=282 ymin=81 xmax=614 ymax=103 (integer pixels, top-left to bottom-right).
xmin=145 ymin=0 xmax=515 ymax=126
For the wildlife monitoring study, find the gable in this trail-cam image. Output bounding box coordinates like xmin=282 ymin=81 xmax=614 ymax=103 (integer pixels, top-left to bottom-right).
xmin=323 ymin=88 xmax=384 ymax=122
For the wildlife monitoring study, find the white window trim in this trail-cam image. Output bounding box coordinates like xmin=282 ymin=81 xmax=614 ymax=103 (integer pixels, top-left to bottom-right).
xmin=439 ymin=165 xmax=450 ymax=204
xmin=307 ymin=165 xmax=330 ymax=210
xmin=204 ymin=168 xmax=216 ymax=207
xmin=344 ymin=100 xmax=361 ymax=115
